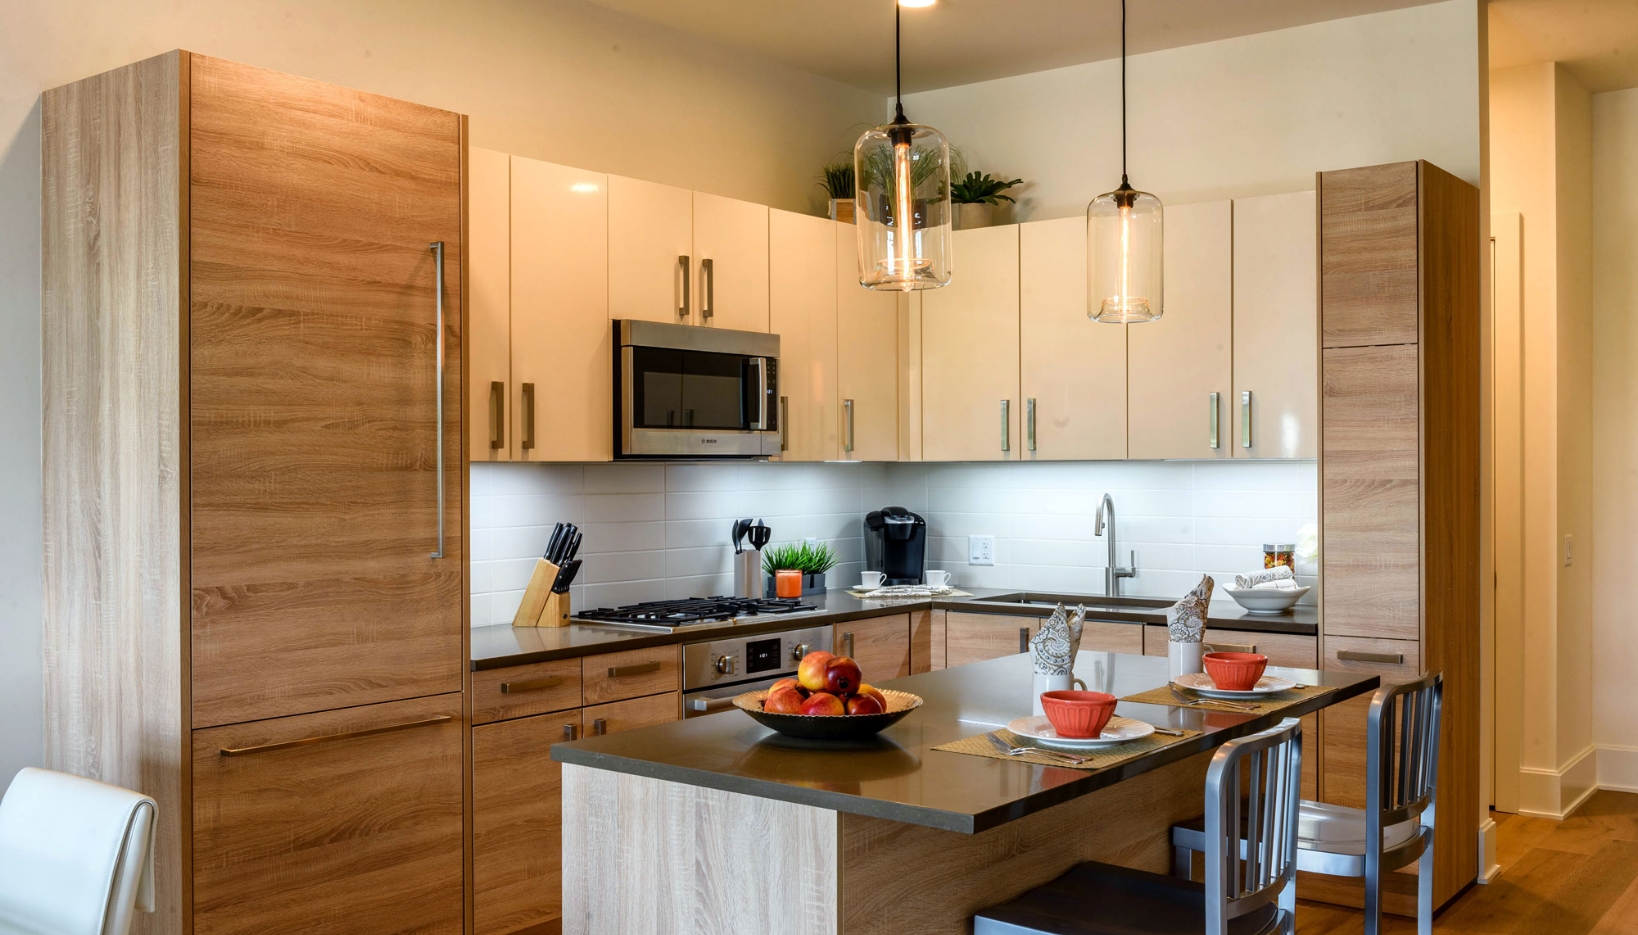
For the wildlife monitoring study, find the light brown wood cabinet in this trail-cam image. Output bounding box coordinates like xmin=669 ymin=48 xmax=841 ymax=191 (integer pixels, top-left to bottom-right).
xmin=584 ymin=691 xmax=683 ymax=736
xmin=910 ymin=609 xmax=947 ymax=673
xmin=1317 ymin=636 xmax=1422 ymax=809
xmin=835 ymin=614 xmax=912 ymax=682
xmin=836 ymin=221 xmax=902 ymax=461
xmin=770 ymin=209 xmax=840 ymax=461
xmin=920 ymin=225 xmax=1022 ymax=461
xmin=1320 ymin=162 xmax=1420 ymax=348
xmin=1141 ymin=626 xmax=1318 ymax=669
xmin=945 ymin=612 xmax=1039 ymax=668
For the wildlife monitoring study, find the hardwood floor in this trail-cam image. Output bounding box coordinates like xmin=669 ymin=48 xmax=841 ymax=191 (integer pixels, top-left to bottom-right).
xmin=1296 ymin=792 xmax=1638 ymax=934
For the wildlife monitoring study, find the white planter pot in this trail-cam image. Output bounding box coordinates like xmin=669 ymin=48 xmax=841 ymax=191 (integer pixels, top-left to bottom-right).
xmin=954 ymin=202 xmax=994 ymax=231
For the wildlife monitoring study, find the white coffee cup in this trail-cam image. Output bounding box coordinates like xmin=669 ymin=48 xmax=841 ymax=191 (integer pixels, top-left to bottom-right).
xmin=1032 ymin=673 xmax=1088 ymax=715
xmin=859 ymin=571 xmax=885 ymax=590
xmin=924 ymin=569 xmax=951 ymax=588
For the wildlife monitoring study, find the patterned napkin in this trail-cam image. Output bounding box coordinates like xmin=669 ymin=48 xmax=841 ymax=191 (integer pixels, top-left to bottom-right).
xmin=1166 ymin=575 xmax=1214 ymax=643
xmin=1030 ymin=604 xmax=1084 ymax=676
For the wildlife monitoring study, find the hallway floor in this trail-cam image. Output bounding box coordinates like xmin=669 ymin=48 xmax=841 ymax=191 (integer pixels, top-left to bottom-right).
xmin=1296 ymin=791 xmax=1638 ymax=933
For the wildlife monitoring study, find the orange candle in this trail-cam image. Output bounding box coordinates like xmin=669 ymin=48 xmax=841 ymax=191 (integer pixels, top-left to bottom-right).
xmin=775 ymin=569 xmax=803 ymax=599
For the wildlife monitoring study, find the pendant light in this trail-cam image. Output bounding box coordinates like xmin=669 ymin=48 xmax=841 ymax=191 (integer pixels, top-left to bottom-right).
xmin=854 ymin=1 xmax=952 ymax=292
xmin=1088 ymin=0 xmax=1162 ymax=322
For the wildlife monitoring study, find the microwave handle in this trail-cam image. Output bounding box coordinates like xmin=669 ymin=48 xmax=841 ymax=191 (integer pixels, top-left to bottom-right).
xmin=750 ymin=357 xmax=770 ymax=430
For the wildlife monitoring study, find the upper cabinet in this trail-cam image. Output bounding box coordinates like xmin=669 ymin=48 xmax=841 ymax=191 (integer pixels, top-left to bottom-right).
xmin=608 ymin=177 xmax=769 ymax=331
xmin=1019 ymin=217 xmax=1127 ymax=460
xmin=837 ymin=221 xmax=900 ymax=461
xmin=921 ymin=225 xmax=1022 ymax=462
xmin=768 ymin=209 xmax=838 ymax=461
xmin=1233 ymin=191 xmax=1318 ymax=459
xmin=1127 ymin=200 xmax=1234 ymax=460
xmin=1319 ymin=162 xmax=1419 ymax=348
xmin=469 ymin=147 xmax=512 ymax=462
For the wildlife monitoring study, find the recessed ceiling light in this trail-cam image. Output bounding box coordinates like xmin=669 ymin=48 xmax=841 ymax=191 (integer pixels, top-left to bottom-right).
xmin=899 ymin=0 xmax=936 ymax=7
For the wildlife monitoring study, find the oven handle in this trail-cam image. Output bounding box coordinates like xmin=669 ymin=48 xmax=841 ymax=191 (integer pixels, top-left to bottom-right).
xmin=687 ymin=696 xmax=740 ymax=714
xmin=750 ymin=357 xmax=770 ymax=430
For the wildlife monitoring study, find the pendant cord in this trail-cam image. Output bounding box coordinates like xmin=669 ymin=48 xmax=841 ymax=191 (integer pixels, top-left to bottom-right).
xmin=895 ymin=2 xmax=903 ymax=117
xmin=1121 ymin=0 xmax=1128 ymax=183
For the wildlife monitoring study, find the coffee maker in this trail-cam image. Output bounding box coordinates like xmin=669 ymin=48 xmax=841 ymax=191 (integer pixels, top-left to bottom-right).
xmin=864 ymin=507 xmax=927 ymax=585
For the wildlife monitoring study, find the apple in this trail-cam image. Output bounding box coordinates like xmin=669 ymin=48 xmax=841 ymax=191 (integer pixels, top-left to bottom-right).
xmin=846 ymin=694 xmax=885 ymax=716
xmin=855 ymin=683 xmax=888 ymax=709
xmin=768 ymin=677 xmax=803 ymax=696
xmin=823 ymin=656 xmax=863 ymax=696
xmin=763 ymin=687 xmax=806 ymax=714
xmin=797 ymin=651 xmax=834 ymax=692
xmin=799 ymin=692 xmax=845 ymax=716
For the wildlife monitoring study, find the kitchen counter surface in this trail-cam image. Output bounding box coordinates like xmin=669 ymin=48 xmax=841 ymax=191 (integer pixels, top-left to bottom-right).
xmin=552 ymin=650 xmax=1373 ymax=834
xmin=471 ymin=588 xmax=1318 ymax=670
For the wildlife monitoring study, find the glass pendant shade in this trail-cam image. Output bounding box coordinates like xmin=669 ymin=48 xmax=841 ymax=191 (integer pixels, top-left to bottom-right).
xmin=1087 ymin=183 xmax=1163 ymax=322
xmin=854 ymin=120 xmax=952 ymax=291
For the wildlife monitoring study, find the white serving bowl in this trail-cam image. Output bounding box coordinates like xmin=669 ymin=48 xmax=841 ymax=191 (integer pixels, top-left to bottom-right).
xmin=1225 ymin=585 xmax=1311 ymax=615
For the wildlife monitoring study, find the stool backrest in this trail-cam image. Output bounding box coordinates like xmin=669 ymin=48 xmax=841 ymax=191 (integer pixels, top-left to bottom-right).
xmin=1367 ymin=671 xmax=1443 ymax=829
xmin=1203 ymin=717 xmax=1302 ymax=935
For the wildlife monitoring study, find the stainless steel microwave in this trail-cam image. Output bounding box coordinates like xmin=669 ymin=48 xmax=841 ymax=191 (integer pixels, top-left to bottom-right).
xmin=614 ymin=320 xmax=780 ymax=459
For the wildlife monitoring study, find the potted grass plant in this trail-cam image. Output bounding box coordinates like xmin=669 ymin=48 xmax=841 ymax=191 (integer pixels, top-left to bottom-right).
xmin=763 ymin=541 xmax=837 ymax=597
xmin=951 ymin=170 xmax=1024 ymax=230
xmin=818 ymin=159 xmax=855 ymax=223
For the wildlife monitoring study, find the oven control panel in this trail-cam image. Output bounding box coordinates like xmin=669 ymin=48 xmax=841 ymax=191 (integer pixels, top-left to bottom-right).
xmin=682 ymin=625 xmax=833 ymax=690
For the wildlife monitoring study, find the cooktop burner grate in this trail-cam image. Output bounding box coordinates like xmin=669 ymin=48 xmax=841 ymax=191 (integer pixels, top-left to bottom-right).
xmin=575 ymin=596 xmax=815 ymax=627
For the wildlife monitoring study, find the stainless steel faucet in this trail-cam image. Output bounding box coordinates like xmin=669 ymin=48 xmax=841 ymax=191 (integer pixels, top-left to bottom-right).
xmin=1093 ymin=493 xmax=1136 ymax=597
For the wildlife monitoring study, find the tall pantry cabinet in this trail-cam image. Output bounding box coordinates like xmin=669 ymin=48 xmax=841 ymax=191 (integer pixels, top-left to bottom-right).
xmin=43 ymin=51 xmax=467 ymax=935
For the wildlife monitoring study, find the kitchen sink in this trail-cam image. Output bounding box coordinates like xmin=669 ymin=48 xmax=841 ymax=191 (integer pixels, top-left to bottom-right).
xmin=978 ymin=592 xmax=1172 ymax=610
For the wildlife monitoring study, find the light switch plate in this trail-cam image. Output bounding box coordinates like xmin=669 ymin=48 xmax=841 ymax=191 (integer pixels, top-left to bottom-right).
xmin=969 ymin=535 xmax=995 ymax=566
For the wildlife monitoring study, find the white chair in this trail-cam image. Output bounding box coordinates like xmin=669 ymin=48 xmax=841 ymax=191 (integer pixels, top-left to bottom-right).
xmin=0 ymin=768 xmax=157 ymax=935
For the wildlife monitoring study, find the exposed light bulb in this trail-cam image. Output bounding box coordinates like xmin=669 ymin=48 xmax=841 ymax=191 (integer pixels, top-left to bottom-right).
xmin=893 ymin=138 xmax=914 ymax=284
xmin=1119 ymin=202 xmax=1131 ymax=312
xmin=898 ymin=0 xmax=936 ymax=7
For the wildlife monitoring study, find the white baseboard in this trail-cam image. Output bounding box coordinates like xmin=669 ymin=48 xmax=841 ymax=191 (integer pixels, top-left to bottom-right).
xmin=1517 ymin=745 xmax=1599 ymax=819
xmin=1478 ymin=818 xmax=1500 ymax=883
xmin=1597 ymin=744 xmax=1638 ymax=793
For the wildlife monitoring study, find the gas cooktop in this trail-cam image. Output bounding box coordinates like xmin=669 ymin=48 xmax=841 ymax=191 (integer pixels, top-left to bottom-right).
xmin=575 ymin=596 xmax=816 ymax=629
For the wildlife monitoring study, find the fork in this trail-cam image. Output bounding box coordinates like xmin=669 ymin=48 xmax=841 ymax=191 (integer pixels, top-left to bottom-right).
xmin=985 ymin=733 xmax=1090 ymax=765
xmin=1168 ymin=684 xmax=1257 ymax=713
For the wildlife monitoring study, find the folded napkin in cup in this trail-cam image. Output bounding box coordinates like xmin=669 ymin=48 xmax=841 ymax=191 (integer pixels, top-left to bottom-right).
xmin=1167 ymin=576 xmax=1214 ymax=643
xmin=1031 ymin=603 xmax=1084 ymax=676
xmin=1234 ymin=566 xmax=1297 ymax=589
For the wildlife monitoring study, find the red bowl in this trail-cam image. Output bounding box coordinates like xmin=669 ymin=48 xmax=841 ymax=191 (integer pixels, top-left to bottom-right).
xmin=1204 ymin=652 xmax=1268 ymax=691
xmin=1040 ymin=690 xmax=1117 ymax=739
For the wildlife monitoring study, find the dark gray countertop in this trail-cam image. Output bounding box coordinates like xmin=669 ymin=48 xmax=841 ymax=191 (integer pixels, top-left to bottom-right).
xmin=551 ymin=651 xmax=1373 ymax=834
xmin=471 ymin=588 xmax=1318 ymax=670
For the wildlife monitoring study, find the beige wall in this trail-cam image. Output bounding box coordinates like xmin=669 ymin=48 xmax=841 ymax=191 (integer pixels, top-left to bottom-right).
xmin=898 ymin=0 xmax=1484 ymax=221
xmin=0 ymin=0 xmax=881 ymax=786
xmin=1591 ymin=86 xmax=1638 ymax=793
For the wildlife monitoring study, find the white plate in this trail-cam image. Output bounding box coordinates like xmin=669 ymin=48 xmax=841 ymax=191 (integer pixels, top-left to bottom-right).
xmin=1005 ymin=714 xmax=1155 ymax=750
xmin=1172 ymin=672 xmax=1297 ymax=699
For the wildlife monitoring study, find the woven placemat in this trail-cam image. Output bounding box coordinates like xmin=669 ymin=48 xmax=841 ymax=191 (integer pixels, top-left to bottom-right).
xmin=1118 ymin=682 xmax=1335 ymax=715
xmin=844 ymin=587 xmax=975 ymax=599
xmin=932 ymin=726 xmax=1200 ymax=771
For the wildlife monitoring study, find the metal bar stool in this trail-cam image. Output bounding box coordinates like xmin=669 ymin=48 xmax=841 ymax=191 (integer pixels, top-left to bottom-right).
xmin=974 ymin=718 xmax=1302 ymax=935
xmin=1170 ymin=673 xmax=1443 ymax=935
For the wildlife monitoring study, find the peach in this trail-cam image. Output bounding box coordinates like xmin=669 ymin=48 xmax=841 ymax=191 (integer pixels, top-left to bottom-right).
xmin=797 ymin=651 xmax=834 ymax=692
xmin=846 ymin=694 xmax=884 ymax=716
xmin=799 ymin=692 xmax=845 ymax=716
xmin=763 ymin=687 xmax=806 ymax=714
xmin=768 ymin=677 xmax=803 ymax=696
xmin=855 ymin=684 xmax=888 ymax=709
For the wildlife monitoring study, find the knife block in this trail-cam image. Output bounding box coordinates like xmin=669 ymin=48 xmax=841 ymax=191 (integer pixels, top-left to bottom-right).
xmin=512 ymin=558 xmax=571 ymax=628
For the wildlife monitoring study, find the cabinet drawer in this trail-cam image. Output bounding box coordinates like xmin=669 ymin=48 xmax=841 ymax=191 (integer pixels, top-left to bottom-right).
xmin=583 ymin=645 xmax=681 ymax=705
xmin=1082 ymin=619 xmax=1143 ymax=655
xmin=1141 ymin=627 xmax=1316 ymax=669
xmin=910 ymin=609 xmax=946 ymax=673
xmin=945 ymin=612 xmax=1039 ymax=668
xmin=584 ymin=691 xmax=680 ymax=737
xmin=1319 ymin=636 xmax=1421 ymax=808
xmin=472 ymin=658 xmax=583 ymax=725
xmin=836 ymin=614 xmax=912 ymax=682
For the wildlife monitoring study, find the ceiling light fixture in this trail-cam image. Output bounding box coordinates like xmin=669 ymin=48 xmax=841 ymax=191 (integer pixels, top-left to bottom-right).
xmin=854 ymin=0 xmax=952 ymax=292
xmin=1087 ymin=0 xmax=1162 ymax=322
xmin=898 ymin=0 xmax=936 ymax=7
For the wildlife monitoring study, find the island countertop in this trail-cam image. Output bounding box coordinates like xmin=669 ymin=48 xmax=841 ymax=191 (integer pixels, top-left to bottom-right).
xmin=473 ymin=588 xmax=1318 ymax=670
xmin=552 ymin=650 xmax=1374 ymax=834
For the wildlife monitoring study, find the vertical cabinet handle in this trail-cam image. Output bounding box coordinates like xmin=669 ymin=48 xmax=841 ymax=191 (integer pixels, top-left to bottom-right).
xmin=1208 ymin=392 xmax=1220 ymax=450
xmin=779 ymin=396 xmax=790 ymax=452
xmin=843 ymin=632 xmax=855 ymax=657
xmin=521 ymin=383 xmax=537 ymax=451
xmin=488 ymin=381 xmax=505 ymax=450
xmin=1026 ymin=398 xmax=1037 ymax=452
xmin=429 ymin=241 xmax=446 ymax=560
xmin=592 ymin=718 xmax=609 ymax=737
xmin=1240 ymin=391 xmax=1253 ymax=449
xmin=844 ymin=399 xmax=855 ymax=453
xmin=1018 ymin=627 xmax=1030 ymax=653
xmin=677 ymin=255 xmax=691 ymax=320
xmin=1001 ymin=400 xmax=1011 ymax=452
xmin=700 ymin=258 xmax=715 ymax=321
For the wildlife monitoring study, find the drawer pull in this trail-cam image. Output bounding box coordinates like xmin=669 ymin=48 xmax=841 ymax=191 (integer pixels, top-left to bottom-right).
xmin=1019 ymin=627 xmax=1030 ymax=653
xmin=592 ymin=718 xmax=609 ymax=736
xmin=500 ymin=675 xmax=565 ymax=694
xmin=219 ymin=715 xmax=452 ymax=758
xmin=608 ymin=661 xmax=663 ymax=678
xmin=1337 ymin=650 xmax=1404 ymax=665
xmin=561 ymin=723 xmax=579 ymax=742
xmin=843 ymin=632 xmax=855 ymax=657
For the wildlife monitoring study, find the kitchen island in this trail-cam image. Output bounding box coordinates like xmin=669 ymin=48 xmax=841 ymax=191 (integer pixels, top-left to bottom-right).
xmin=553 ymin=650 xmax=1375 ymax=935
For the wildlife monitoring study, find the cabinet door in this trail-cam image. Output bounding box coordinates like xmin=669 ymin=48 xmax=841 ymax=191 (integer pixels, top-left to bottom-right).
xmin=469 ymin=146 xmax=512 ymax=462
xmin=1319 ymin=637 xmax=1421 ymax=808
xmin=1019 ymin=217 xmax=1126 ymax=460
xmin=609 ymin=175 xmax=692 ymax=324
xmin=769 ymin=209 xmax=838 ymax=461
xmin=1080 ymin=619 xmax=1143 ymax=655
xmin=836 ymin=221 xmax=900 ymax=461
xmin=584 ymin=691 xmax=680 ymax=736
xmin=1233 ymin=191 xmax=1318 ymax=459
xmin=921 ymin=225 xmax=1021 ymax=461
xmin=1127 ymin=200 xmax=1232 ymax=460
xmin=511 ymin=157 xmax=612 ymax=461
xmin=583 ymin=644 xmax=682 ymax=705
xmin=910 ymin=609 xmax=946 ymax=673
xmin=945 ymin=612 xmax=1038 ymax=668
xmin=473 ymin=709 xmax=585 ymax=935
xmin=1320 ymin=162 xmax=1419 ymax=348
xmin=693 ymin=192 xmax=770 ymax=332
xmin=187 ymin=56 xmax=464 ymax=728
xmin=835 ymin=614 xmax=912 ymax=683
xmin=193 ymin=693 xmax=464 ymax=935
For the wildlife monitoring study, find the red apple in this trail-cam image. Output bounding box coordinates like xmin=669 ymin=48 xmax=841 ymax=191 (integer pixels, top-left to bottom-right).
xmin=768 ymin=677 xmax=803 ymax=696
xmin=823 ymin=656 xmax=863 ymax=697
xmin=846 ymin=694 xmax=884 ymax=716
xmin=855 ymin=683 xmax=888 ymax=709
xmin=797 ymin=651 xmax=834 ymax=692
xmin=799 ymin=692 xmax=845 ymax=716
xmin=763 ymin=687 xmax=806 ymax=714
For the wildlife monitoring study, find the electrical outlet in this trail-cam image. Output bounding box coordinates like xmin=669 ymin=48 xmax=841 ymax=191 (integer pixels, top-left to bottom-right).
xmin=1564 ymin=534 xmax=1573 ymax=567
xmin=969 ymin=535 xmax=996 ymax=566
xmin=805 ymin=536 xmax=818 ymax=547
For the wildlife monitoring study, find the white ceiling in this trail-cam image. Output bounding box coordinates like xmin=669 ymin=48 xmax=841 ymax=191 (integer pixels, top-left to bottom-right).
xmin=583 ymin=0 xmax=1445 ymax=94
xmin=1490 ymin=0 xmax=1638 ymax=93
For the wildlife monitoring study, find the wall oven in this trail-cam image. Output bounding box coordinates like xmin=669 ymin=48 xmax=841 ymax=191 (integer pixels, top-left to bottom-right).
xmin=681 ymin=625 xmax=832 ymax=717
xmin=615 ymin=320 xmax=780 ymax=458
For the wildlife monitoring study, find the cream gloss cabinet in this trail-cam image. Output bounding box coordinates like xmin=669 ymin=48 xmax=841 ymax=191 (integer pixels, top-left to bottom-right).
xmin=836 ymin=221 xmax=901 ymax=461
xmin=692 ymin=191 xmax=771 ymax=332
xmin=768 ymin=209 xmax=839 ymax=461
xmin=1126 ymin=199 xmax=1234 ymax=460
xmin=920 ymin=224 xmax=1022 ymax=462
xmin=469 ymin=146 xmax=513 ymax=461
xmin=1232 ymin=191 xmax=1318 ymax=459
xmin=1019 ymin=216 xmax=1127 ymax=460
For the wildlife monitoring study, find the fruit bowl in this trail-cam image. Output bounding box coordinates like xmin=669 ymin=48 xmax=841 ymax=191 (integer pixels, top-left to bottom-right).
xmin=734 ymin=688 xmax=923 ymax=740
